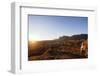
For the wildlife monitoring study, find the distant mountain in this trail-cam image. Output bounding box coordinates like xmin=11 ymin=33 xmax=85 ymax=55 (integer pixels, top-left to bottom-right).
xmin=58 ymin=34 xmax=88 ymax=40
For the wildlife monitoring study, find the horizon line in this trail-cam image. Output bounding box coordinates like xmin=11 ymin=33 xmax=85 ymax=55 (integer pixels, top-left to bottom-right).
xmin=28 ymin=33 xmax=88 ymax=41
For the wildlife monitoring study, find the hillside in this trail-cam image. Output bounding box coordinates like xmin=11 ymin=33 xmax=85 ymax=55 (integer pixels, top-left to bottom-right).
xmin=28 ymin=34 xmax=88 ymax=61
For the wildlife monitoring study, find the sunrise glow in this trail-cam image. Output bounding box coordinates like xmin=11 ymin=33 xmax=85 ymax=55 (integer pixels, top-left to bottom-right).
xmin=29 ymin=35 xmax=41 ymax=43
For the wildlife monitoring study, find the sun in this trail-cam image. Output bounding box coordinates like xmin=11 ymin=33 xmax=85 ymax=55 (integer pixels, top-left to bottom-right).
xmin=29 ymin=35 xmax=41 ymax=43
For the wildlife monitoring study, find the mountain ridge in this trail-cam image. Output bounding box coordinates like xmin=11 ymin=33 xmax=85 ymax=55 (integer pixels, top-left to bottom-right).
xmin=58 ymin=34 xmax=87 ymax=40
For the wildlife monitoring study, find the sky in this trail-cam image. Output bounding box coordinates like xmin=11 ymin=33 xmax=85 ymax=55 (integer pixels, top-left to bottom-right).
xmin=28 ymin=15 xmax=88 ymax=41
